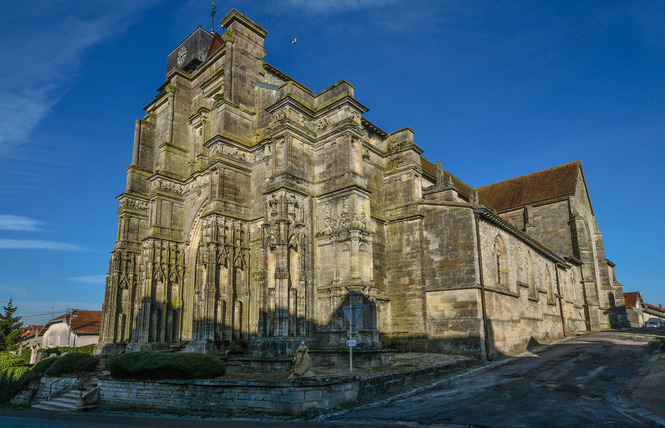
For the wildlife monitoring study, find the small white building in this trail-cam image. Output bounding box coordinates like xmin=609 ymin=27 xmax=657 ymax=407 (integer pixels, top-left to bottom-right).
xmin=40 ymin=310 xmax=101 ymax=349
xmin=624 ymin=292 xmax=645 ymax=327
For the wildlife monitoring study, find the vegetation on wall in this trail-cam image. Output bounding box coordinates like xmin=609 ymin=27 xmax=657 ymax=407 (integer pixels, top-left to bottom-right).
xmin=0 ymin=351 xmax=34 ymax=404
xmin=0 ymin=348 xmax=99 ymax=404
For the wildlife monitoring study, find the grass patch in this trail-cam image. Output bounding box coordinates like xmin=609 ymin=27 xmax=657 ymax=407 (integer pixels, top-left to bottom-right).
xmin=109 ymin=352 xmax=226 ymax=380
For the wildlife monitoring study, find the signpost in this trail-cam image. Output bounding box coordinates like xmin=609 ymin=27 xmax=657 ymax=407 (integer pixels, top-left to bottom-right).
xmin=342 ymin=303 xmax=363 ymax=374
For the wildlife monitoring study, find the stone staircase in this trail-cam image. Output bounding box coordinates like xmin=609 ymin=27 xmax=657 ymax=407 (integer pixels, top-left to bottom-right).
xmin=32 ymin=378 xmax=99 ymax=411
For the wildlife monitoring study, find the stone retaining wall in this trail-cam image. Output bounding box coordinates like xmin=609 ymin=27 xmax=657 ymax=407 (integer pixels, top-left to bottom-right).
xmin=99 ymin=359 xmax=478 ymax=415
xmin=11 ymin=376 xmax=79 ymax=405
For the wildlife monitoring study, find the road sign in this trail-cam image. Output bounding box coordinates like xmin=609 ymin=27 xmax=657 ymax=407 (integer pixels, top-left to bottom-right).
xmin=342 ymin=305 xmax=364 ymax=326
xmin=346 ymin=340 xmax=357 ymax=347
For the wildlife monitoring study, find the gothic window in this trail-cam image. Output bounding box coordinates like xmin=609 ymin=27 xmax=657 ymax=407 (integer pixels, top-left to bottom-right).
xmin=546 ymin=268 xmax=554 ymax=303
xmin=527 ymin=252 xmax=536 ymax=299
xmin=493 ymin=235 xmax=509 ymax=289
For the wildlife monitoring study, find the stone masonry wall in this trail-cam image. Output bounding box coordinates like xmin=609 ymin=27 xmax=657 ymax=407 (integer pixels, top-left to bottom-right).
xmin=421 ymin=203 xmax=483 ymax=355
xmin=477 ymin=219 xmax=575 ymax=355
xmin=97 ymin=357 xmax=478 ymax=416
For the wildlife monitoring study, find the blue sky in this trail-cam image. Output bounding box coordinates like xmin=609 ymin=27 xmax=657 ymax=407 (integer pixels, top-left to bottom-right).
xmin=1 ymin=0 xmax=663 ymax=325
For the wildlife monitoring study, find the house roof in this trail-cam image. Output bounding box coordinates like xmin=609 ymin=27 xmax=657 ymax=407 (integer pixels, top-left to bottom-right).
xmin=477 ymin=161 xmax=581 ymax=212
xmin=645 ymin=303 xmax=665 ymax=314
xmin=623 ymin=291 xmax=640 ymax=308
xmin=41 ymin=310 xmax=102 ymax=336
xmin=20 ymin=325 xmax=42 ymax=339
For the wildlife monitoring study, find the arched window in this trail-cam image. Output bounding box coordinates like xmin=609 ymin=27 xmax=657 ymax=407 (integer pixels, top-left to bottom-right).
xmin=527 ymin=252 xmax=536 ymax=298
xmin=546 ymin=267 xmax=554 ymax=303
xmin=493 ymin=235 xmax=509 ymax=289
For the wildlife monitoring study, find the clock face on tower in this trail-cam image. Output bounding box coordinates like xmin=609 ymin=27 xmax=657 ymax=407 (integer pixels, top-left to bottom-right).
xmin=177 ymin=47 xmax=188 ymax=67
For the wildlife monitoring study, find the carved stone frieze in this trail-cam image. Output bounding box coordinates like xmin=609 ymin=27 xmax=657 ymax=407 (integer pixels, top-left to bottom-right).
xmin=252 ymin=143 xmax=272 ymax=163
xmin=322 ymin=200 xmax=367 ymax=236
xmin=207 ymin=141 xmax=248 ymax=162
xmin=119 ymin=197 xmax=149 ymax=211
xmin=315 ymin=117 xmax=331 ymax=131
xmin=151 ymin=178 xmax=185 ymax=194
xmin=183 ymin=174 xmax=210 ymax=195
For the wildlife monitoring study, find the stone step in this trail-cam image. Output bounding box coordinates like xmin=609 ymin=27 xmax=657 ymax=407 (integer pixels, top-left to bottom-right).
xmin=32 ymin=400 xmax=78 ymax=411
xmin=59 ymin=391 xmax=91 ymax=401
xmin=49 ymin=396 xmax=77 ymax=405
xmin=32 ymin=383 xmax=99 ymax=412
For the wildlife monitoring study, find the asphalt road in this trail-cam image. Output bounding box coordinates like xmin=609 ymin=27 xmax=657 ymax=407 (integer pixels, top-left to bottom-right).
xmin=322 ymin=329 xmax=665 ymax=427
xmin=1 ymin=330 xmax=663 ymax=427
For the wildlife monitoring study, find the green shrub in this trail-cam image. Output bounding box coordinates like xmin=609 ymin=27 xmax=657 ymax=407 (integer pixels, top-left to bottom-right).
xmin=30 ymin=357 xmax=58 ymax=374
xmin=44 ymin=353 xmax=98 ymax=376
xmin=0 ymin=351 xmax=37 ymax=404
xmin=0 ymin=367 xmax=36 ymax=404
xmin=0 ymin=351 xmax=30 ymax=370
xmin=109 ymin=352 xmax=226 ymax=380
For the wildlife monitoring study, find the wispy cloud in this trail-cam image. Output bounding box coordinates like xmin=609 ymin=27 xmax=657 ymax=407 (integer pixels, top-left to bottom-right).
xmin=0 ymin=239 xmax=84 ymax=251
xmin=67 ymin=275 xmax=107 ymax=284
xmin=0 ymin=2 xmax=157 ymax=156
xmin=0 ymin=215 xmax=42 ymax=232
xmin=0 ymin=284 xmax=32 ymax=298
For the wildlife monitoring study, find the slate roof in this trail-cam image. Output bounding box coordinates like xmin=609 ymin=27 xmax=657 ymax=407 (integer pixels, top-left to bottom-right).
xmin=623 ymin=292 xmax=640 ymax=308
xmin=477 ymin=161 xmax=581 ymax=212
xmin=41 ymin=310 xmax=102 ymax=336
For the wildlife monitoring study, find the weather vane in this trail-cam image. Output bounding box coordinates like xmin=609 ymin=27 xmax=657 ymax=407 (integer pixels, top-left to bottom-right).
xmin=210 ymin=1 xmax=217 ymax=33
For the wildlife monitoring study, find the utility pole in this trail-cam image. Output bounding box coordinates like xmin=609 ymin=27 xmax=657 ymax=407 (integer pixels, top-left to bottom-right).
xmin=67 ymin=308 xmax=73 ymax=347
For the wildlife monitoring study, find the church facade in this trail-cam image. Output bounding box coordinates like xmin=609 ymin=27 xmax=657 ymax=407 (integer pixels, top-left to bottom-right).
xmin=98 ymin=10 xmax=627 ymax=359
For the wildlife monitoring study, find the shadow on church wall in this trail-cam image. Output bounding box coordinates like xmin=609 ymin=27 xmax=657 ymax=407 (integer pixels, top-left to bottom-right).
xmin=114 ymin=291 xmax=516 ymax=362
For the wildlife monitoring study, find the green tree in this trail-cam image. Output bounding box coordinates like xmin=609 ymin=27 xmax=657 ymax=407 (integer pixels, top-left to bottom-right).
xmin=0 ymin=299 xmax=22 ymax=351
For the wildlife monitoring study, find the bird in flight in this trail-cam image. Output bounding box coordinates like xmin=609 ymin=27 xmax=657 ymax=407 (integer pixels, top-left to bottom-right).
xmin=291 ymin=36 xmax=297 ymax=45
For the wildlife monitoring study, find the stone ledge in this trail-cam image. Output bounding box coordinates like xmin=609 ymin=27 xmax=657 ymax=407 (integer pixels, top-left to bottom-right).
xmin=97 ymin=357 xmax=479 ymax=416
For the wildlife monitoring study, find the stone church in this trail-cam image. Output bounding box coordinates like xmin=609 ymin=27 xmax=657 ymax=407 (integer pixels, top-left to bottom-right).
xmin=98 ymin=10 xmax=627 ymax=360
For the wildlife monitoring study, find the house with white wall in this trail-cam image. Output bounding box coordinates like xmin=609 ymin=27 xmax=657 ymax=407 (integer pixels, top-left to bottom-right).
xmin=40 ymin=310 xmax=101 ymax=349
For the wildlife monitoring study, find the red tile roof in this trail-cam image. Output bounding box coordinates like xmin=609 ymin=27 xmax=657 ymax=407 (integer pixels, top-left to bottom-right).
xmin=645 ymin=303 xmax=665 ymax=313
xmin=43 ymin=310 xmax=101 ymax=335
xmin=477 ymin=161 xmax=581 ymax=212
xmin=623 ymin=292 xmax=639 ymax=308
xmin=20 ymin=325 xmax=43 ymax=339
